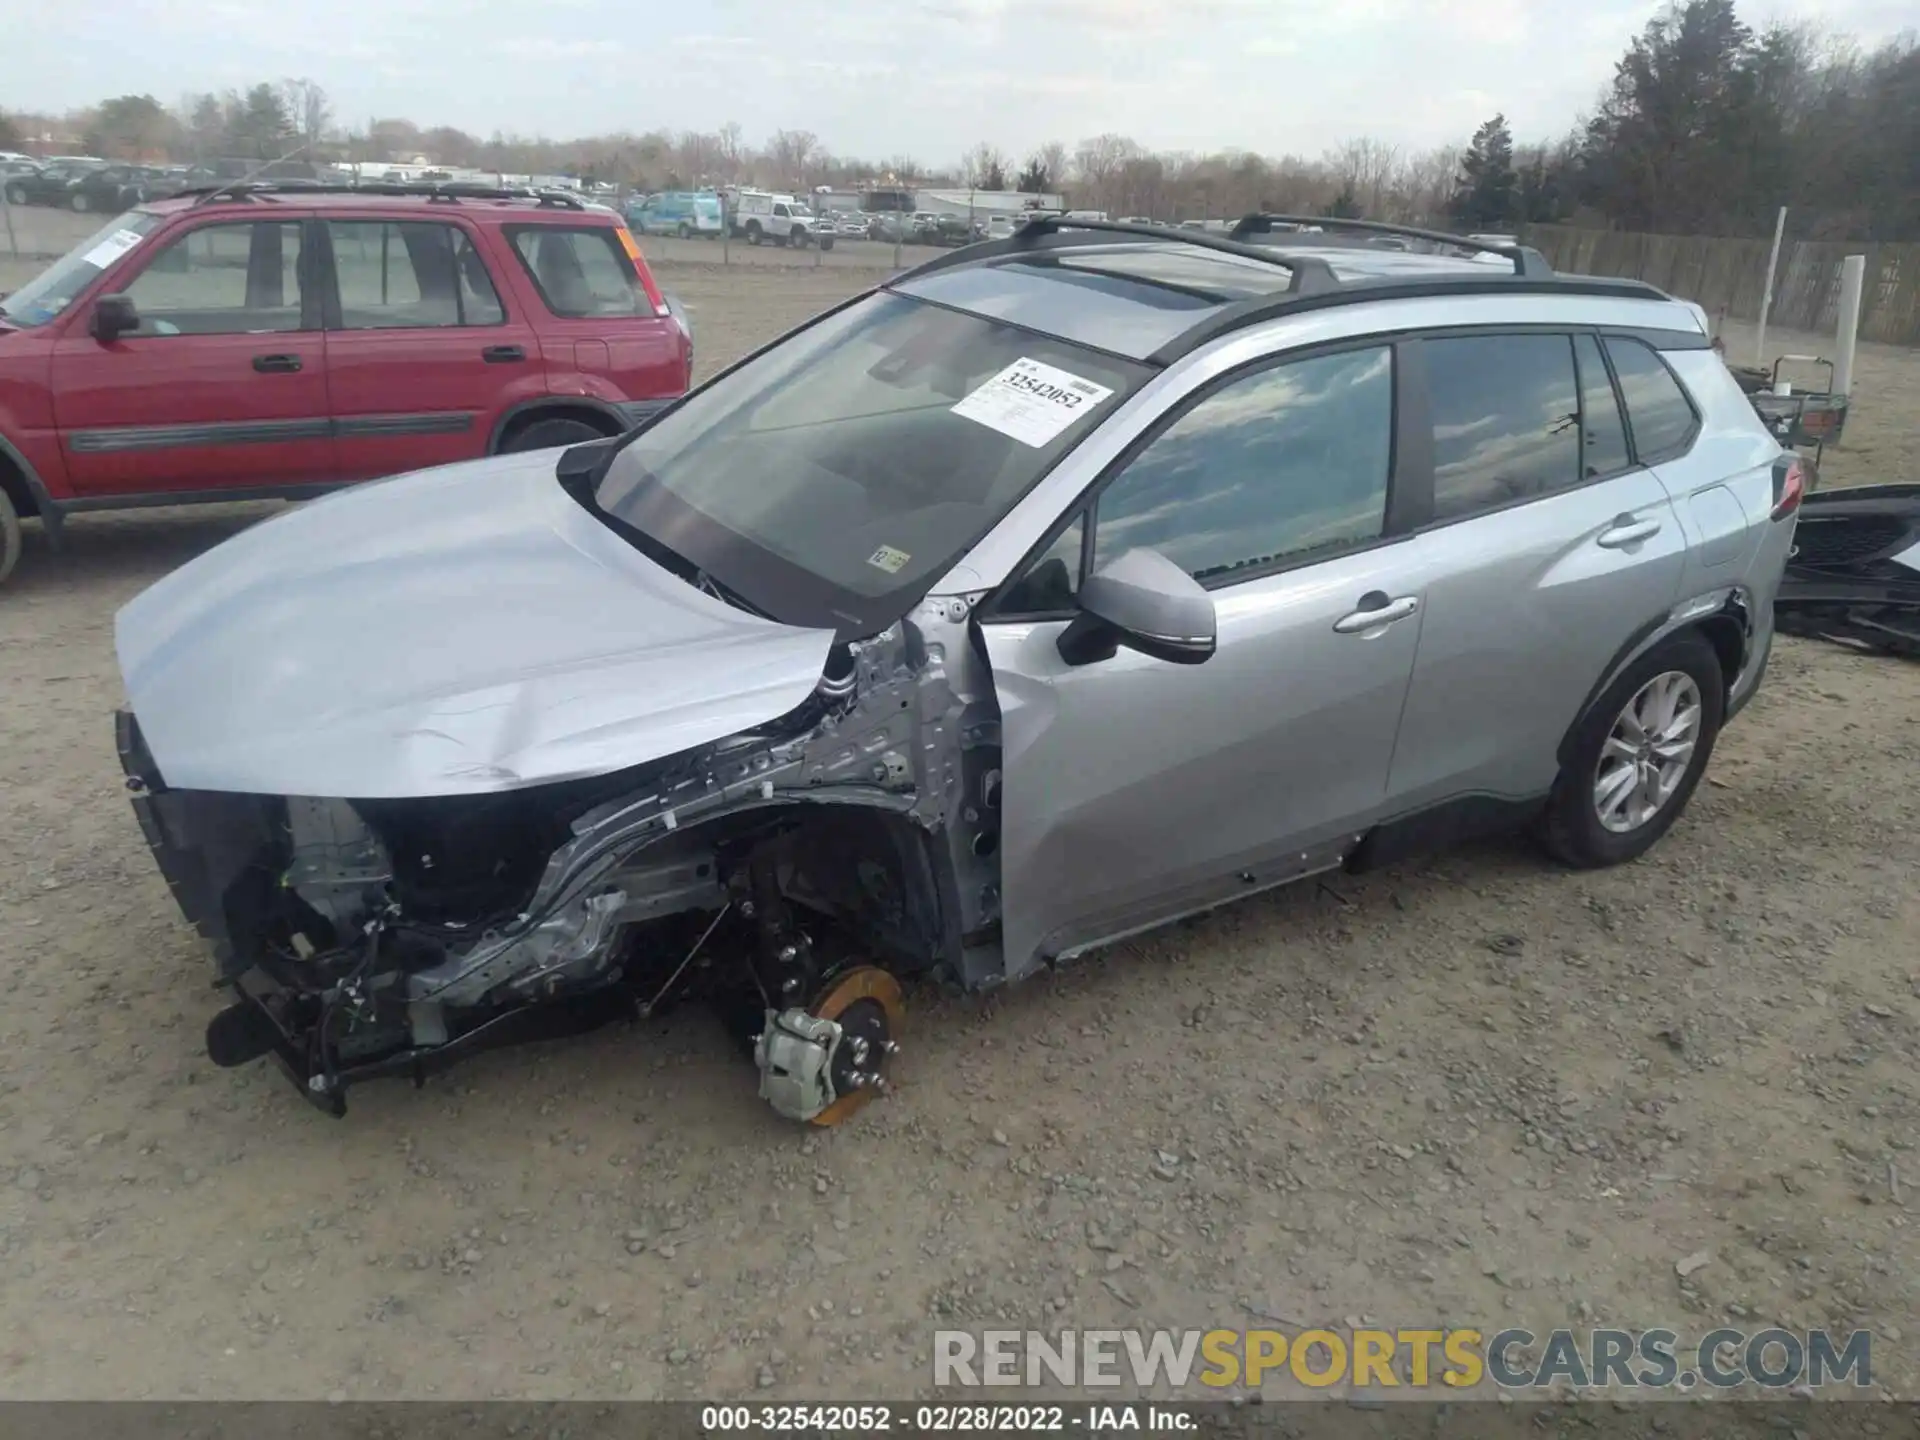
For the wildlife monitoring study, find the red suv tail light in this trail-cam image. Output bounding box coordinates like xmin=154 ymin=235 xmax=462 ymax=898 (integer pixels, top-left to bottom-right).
xmin=615 ymin=225 xmax=674 ymax=319
xmin=1771 ymin=454 xmax=1807 ymax=520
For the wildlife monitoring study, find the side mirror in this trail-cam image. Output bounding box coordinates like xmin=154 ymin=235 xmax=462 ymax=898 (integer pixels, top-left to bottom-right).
xmin=1057 ymin=547 xmax=1217 ymax=667
xmin=91 ymin=293 xmax=139 ymax=341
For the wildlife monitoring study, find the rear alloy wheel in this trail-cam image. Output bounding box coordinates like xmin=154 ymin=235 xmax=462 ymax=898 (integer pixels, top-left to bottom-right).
xmin=3 ymin=184 xmax=25 ymax=205
xmin=1540 ymin=631 xmax=1724 ymax=868
xmin=499 ymin=416 xmax=608 ymax=454
xmin=746 ymin=222 xmax=763 ymax=246
xmin=677 ymin=221 xmax=692 ymax=239
xmin=0 ymin=486 xmax=22 ymax=588
xmin=70 ymin=191 xmax=91 ymax=212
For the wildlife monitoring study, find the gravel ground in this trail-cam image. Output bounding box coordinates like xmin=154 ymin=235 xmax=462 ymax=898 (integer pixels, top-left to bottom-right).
xmin=0 ymin=258 xmax=1915 ymax=1403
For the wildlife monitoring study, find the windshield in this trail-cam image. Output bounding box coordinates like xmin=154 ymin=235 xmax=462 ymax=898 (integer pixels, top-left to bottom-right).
xmin=594 ymin=290 xmax=1149 ymax=633
xmin=0 ymin=210 xmax=162 ymax=328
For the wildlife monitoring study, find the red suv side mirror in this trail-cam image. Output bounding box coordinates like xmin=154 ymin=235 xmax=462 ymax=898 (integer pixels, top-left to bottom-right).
xmin=91 ymin=293 xmax=139 ymax=342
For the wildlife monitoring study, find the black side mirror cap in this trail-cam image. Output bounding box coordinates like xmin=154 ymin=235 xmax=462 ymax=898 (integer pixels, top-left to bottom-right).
xmin=91 ymin=293 xmax=138 ymax=341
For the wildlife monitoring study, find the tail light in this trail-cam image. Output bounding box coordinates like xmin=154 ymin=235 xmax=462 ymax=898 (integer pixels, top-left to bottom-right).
xmin=1771 ymin=454 xmax=1807 ymax=520
xmin=614 ymin=224 xmax=674 ymax=319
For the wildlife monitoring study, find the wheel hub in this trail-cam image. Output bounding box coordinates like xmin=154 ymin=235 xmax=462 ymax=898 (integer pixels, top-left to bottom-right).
xmin=751 ymin=967 xmax=903 ymax=1127
xmin=1592 ymin=669 xmax=1702 ymax=834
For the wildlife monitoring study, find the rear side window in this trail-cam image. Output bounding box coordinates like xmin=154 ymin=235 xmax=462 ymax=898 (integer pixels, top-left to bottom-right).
xmin=1605 ymin=337 xmax=1697 ymax=461
xmin=507 ymin=226 xmax=648 ymax=318
xmin=328 ymin=221 xmax=504 ymax=329
xmin=1574 ymin=333 xmax=1631 ymax=477
xmin=1425 ymin=334 xmax=1580 ymax=522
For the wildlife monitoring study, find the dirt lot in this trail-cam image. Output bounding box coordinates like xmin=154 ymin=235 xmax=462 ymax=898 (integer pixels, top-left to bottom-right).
xmin=0 ymin=256 xmax=1916 ymax=1404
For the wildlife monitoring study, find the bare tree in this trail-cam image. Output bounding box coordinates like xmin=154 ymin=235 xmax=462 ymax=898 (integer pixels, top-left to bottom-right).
xmin=279 ymin=78 xmax=331 ymax=147
xmin=767 ymin=129 xmax=820 ymax=190
xmin=716 ymin=121 xmax=745 ymax=176
xmin=675 ymin=130 xmax=723 ymax=185
xmin=1071 ymin=133 xmax=1141 ymax=211
xmin=1324 ymin=137 xmax=1401 ymax=219
xmin=962 ymin=142 xmax=1009 ymax=190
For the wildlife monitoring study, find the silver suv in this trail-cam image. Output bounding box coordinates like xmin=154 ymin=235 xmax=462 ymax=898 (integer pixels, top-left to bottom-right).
xmin=114 ymin=216 xmax=1802 ymax=1122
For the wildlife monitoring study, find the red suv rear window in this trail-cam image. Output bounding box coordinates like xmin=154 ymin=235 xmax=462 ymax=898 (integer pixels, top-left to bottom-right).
xmin=505 ymin=225 xmax=665 ymax=319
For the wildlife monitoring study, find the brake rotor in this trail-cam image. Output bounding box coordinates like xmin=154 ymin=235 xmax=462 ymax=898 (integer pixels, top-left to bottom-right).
xmin=807 ymin=966 xmax=905 ymax=1127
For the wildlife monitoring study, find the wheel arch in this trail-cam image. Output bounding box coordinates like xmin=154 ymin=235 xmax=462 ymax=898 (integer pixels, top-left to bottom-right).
xmin=487 ymin=397 xmax=626 ymax=454
xmin=1556 ymin=591 xmax=1751 ymax=771
xmin=0 ymin=433 xmax=56 ymax=522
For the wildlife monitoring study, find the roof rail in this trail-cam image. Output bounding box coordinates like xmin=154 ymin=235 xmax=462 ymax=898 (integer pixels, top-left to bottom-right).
xmin=181 ymin=181 xmax=587 ymax=209
xmin=1149 ymin=272 xmax=1673 ymax=365
xmin=892 ymin=214 xmax=1341 ymax=295
xmin=1229 ymin=213 xmax=1555 ymax=277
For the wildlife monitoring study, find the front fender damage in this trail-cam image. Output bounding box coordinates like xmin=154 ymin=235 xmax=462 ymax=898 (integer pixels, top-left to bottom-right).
xmin=118 ymin=600 xmax=1009 ymax=1116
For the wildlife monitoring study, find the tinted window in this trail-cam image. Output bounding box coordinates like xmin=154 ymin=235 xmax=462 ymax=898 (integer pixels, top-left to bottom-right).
xmin=1091 ymin=346 xmax=1393 ymax=584
xmin=999 ymin=514 xmax=1085 ymax=615
xmin=122 ymin=221 xmax=305 ymax=335
xmin=1606 ymin=337 xmax=1696 ymax=460
xmin=1426 ymin=335 xmax=1580 ymax=521
xmin=328 ymin=221 xmax=504 ymax=329
xmin=1574 ymin=333 xmax=1631 ymax=477
xmin=508 ymin=226 xmax=648 ymax=318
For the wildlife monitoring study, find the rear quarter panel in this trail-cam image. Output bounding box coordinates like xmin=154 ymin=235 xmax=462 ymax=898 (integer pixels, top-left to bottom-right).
xmin=1653 ymin=349 xmax=1787 ymax=597
xmin=484 ymin=220 xmax=687 ymax=404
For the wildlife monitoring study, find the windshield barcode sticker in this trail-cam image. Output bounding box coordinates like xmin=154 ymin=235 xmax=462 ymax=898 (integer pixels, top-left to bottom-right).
xmin=867 ymin=544 xmax=911 ymax=574
xmin=82 ymin=228 xmax=147 ymax=269
xmin=951 ymin=358 xmax=1115 ymax=448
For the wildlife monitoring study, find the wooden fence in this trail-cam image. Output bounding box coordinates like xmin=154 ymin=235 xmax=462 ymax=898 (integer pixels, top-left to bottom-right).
xmin=1522 ymin=224 xmax=1920 ymax=347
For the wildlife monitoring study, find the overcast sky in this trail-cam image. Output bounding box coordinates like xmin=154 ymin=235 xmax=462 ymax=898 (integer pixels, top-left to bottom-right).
xmin=3 ymin=0 xmax=1913 ymax=162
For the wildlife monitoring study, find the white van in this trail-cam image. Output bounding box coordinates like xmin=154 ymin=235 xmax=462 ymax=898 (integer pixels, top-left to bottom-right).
xmin=733 ymin=190 xmax=833 ymax=249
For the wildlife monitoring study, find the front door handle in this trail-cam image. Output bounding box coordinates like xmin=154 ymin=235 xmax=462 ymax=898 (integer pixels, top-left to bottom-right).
xmin=1597 ymin=514 xmax=1662 ymax=548
xmin=252 ymin=353 xmax=301 ymax=373
xmin=1332 ymin=592 xmax=1420 ymax=634
xmin=481 ymin=344 xmax=525 ymax=363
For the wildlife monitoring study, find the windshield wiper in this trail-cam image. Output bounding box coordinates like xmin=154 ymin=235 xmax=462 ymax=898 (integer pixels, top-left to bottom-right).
xmin=697 ymin=570 xmax=770 ymax=619
xmin=555 ymin=450 xmax=770 ymax=620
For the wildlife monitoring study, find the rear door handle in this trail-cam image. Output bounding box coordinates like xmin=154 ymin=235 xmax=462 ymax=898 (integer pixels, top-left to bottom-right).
xmin=1332 ymin=592 xmax=1420 ymax=634
xmin=481 ymin=344 xmax=525 ymax=363
xmin=252 ymin=353 xmax=301 ymax=373
xmin=1597 ymin=515 xmax=1662 ymax=548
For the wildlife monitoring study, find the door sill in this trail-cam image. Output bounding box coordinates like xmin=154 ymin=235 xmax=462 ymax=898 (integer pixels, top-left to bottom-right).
xmin=53 ymin=482 xmax=352 ymax=515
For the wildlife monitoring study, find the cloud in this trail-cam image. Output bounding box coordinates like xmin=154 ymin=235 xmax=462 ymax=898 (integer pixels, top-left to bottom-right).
xmin=0 ymin=0 xmax=1907 ymax=164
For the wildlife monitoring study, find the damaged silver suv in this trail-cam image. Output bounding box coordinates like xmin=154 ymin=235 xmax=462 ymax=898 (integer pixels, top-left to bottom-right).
xmin=114 ymin=216 xmax=1802 ymax=1121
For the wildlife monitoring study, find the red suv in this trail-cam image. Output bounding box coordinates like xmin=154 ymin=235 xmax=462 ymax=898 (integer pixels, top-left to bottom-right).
xmin=0 ymin=183 xmax=692 ymax=584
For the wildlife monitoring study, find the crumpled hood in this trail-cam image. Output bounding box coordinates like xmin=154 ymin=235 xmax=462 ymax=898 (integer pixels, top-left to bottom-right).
xmin=115 ymin=451 xmax=836 ymax=799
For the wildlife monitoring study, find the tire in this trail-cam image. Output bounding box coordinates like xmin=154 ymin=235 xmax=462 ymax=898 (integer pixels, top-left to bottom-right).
xmin=0 ymin=486 xmax=21 ymax=588
xmin=677 ymin=222 xmax=692 ymax=239
xmin=3 ymin=184 xmax=25 ymax=206
xmin=499 ymin=416 xmax=609 ymax=454
xmin=70 ymin=191 xmax=91 ymax=212
xmin=746 ymin=222 xmax=763 ymax=246
xmin=1538 ymin=630 xmax=1725 ymax=869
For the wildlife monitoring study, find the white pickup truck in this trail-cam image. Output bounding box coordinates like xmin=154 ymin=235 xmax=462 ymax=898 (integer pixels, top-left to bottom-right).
xmin=732 ymin=190 xmax=834 ymax=249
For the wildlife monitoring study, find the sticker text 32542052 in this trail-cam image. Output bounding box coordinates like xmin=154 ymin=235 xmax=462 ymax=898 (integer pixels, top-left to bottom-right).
xmin=951 ymin=358 xmax=1115 ymax=449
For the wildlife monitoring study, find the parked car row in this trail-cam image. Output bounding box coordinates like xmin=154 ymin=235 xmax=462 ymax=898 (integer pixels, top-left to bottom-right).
xmin=2 ymin=158 xmax=196 ymax=211
xmin=0 ymin=184 xmax=693 ymax=585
